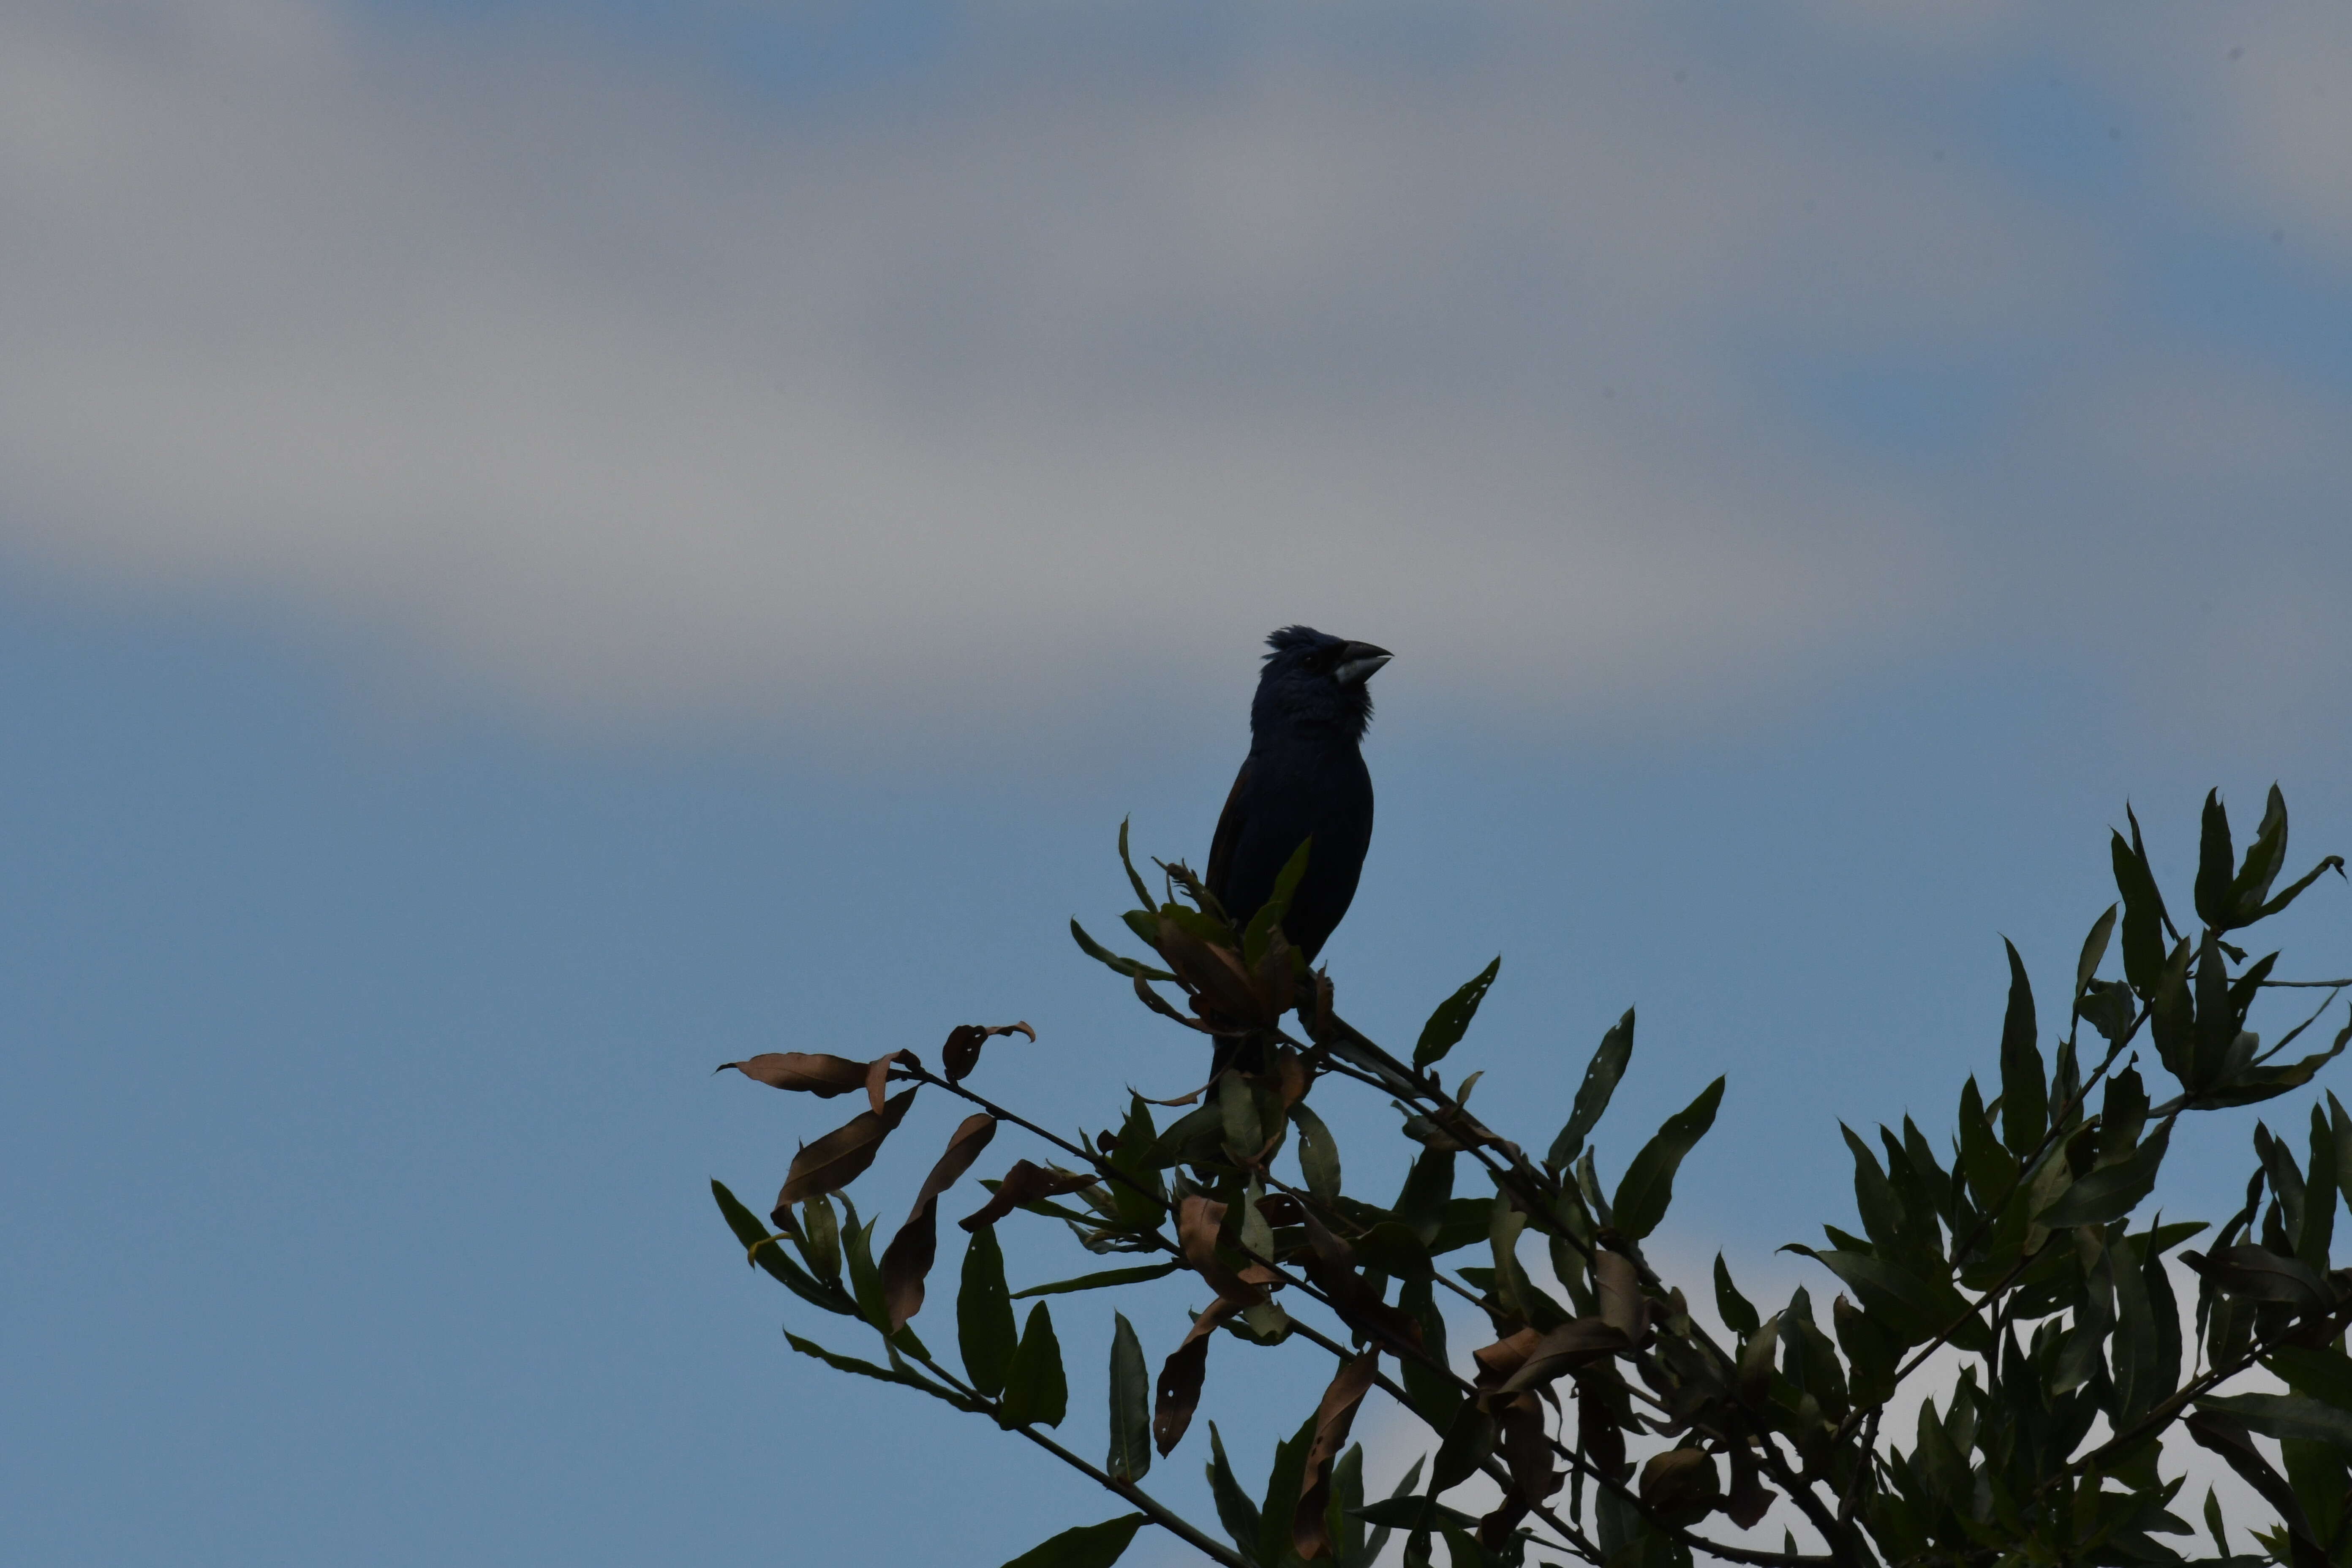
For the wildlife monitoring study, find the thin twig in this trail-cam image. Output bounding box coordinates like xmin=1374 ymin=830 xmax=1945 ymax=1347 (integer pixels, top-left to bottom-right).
xmin=898 ymin=1344 xmax=1252 ymax=1568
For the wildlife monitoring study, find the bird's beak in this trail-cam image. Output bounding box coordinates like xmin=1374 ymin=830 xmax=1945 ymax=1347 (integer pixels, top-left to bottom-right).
xmin=1333 ymin=642 xmax=1392 ymax=687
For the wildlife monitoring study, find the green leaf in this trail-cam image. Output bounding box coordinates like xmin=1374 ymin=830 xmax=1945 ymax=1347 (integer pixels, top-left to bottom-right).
xmin=1834 ymin=1292 xmax=1899 ymax=1410
xmin=2270 ymin=1348 xmax=2352 ymax=1413
xmin=2145 ymin=1230 xmax=2184 ymax=1406
xmin=2228 ymin=785 xmax=2292 ymax=923
xmin=2196 ymin=1011 xmax=2352 ymax=1108
xmin=1205 ymin=1423 xmax=1265 ymax=1565
xmin=2196 ymin=789 xmax=2236 ymax=931
xmin=1714 ymin=1253 xmax=1760 ymax=1337
xmin=1488 ymin=1201 xmax=1569 ymax=1330
xmin=1351 ymin=1221 xmax=1432 ymax=1281
xmin=1998 ymin=940 xmax=2045 ymax=1159
xmin=712 ymin=1177 xmax=770 ymax=1252
xmin=2249 ymin=853 xmax=2348 ymax=925
xmin=1000 ymin=1514 xmax=1149 ymax=1568
xmin=712 ymin=1179 xmax=858 ymax=1317
xmin=1430 ymin=1398 xmax=1498 ymax=1492
xmin=844 ymin=1201 xmax=886 ymax=1328
xmin=1394 ymin=1149 xmax=1456 ymax=1247
xmin=2111 ymin=1235 xmax=2161 ymax=1426
xmin=2039 ymin=1122 xmax=2172 ymax=1229
xmin=2189 ymin=1243 xmax=2332 ymax=1309
xmin=1105 ymin=1096 xmax=1167 ymax=1230
xmin=1243 ymin=838 xmax=1313 ymax=970
xmin=1117 ymin=817 xmax=1154 ymax=910
xmin=2076 ymin=904 xmax=2118 ymax=1001
xmin=2303 ymin=1104 xmax=2338 ymax=1272
xmin=1413 ymin=958 xmax=1500 ymax=1072
xmin=958 ymin=1227 xmax=1018 ymax=1398
xmin=2254 ymin=1132 xmax=2300 ymax=1240
xmin=1902 ymin=1116 xmax=1954 ymax=1220
xmin=1161 ymin=901 xmax=1234 ymax=949
xmin=1257 ymin=1411 xmax=1317 ymax=1568
xmin=1785 ymin=1247 xmax=1988 ymax=1353
xmin=1843 ymin=1124 xmax=1907 ymax=1257
xmin=1352 ymin=1497 xmax=1481 ymax=1532
xmin=2099 ymin=1067 xmax=2148 ymax=1168
xmin=1219 ymin=1070 xmax=1264 ymax=1165
xmin=1001 ymin=1303 xmax=1068 ymax=1428
xmin=781 ymin=1328 xmax=972 ymax=1409
xmin=1107 ymin=1312 xmax=1152 ymax=1483
xmin=1328 ymin=1444 xmax=1367 ymax=1568
xmin=1072 ymin=919 xmax=1177 ymax=984
xmin=1956 ymin=1076 xmax=2017 ymax=1208
xmin=2079 ymin=979 xmax=2136 ymax=1044
xmin=2191 ymin=931 xmax=2240 ymax=1092
xmin=800 ymin=1192 xmax=843 ymax=1282
xmin=2331 ymin=1092 xmax=2352 ymax=1218
xmin=2112 ymin=814 xmax=2171 ymax=997
xmin=1011 ymin=1262 xmax=1182 ymax=1299
xmin=1397 ymin=1276 xmax=1459 ymax=1428
xmin=1611 ymin=1076 xmax=1725 ymax=1241
xmin=2197 ymin=1393 xmax=2352 ymax=1454
xmin=1546 ymin=1009 xmax=1634 ymax=1171
xmin=2147 ymin=937 xmax=2195 ymax=1082
xmin=1357 ymin=1456 xmax=1424 ymax=1568
xmin=1291 ymin=1102 xmax=1343 ymax=1204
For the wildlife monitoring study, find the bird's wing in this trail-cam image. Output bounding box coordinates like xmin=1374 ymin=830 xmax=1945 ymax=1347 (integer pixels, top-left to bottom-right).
xmin=1204 ymin=754 xmax=1255 ymax=908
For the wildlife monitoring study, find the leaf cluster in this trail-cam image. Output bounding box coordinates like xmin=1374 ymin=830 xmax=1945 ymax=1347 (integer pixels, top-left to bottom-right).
xmin=711 ymin=791 xmax=2352 ymax=1568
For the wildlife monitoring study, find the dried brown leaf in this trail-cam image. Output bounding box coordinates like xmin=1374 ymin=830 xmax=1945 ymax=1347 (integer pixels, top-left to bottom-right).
xmin=1271 ymin=1046 xmax=1310 ymax=1112
xmin=1293 ymin=1352 xmax=1380 ymax=1560
xmin=1177 ymin=1196 xmax=1265 ymax=1306
xmin=719 ymin=1051 xmax=868 ymax=1097
xmin=773 ymin=1087 xmax=918 ymax=1217
xmin=1153 ymin=1298 xmax=1237 ymax=1456
xmin=957 ymin=1159 xmax=1101 ymax=1232
xmin=1639 ymin=1448 xmax=1720 ymax=1524
xmin=1499 ymin=1318 xmax=1637 ymax=1394
xmin=1724 ymin=1444 xmax=1775 ymax=1528
xmin=1132 ymin=1078 xmax=1211 ymax=1107
xmin=1595 ymin=1251 xmax=1648 ymax=1341
xmin=1478 ymin=1497 xmax=1532 ymax=1552
xmin=1133 ymin=975 xmax=1217 ymax=1033
xmin=1157 ymin=917 xmax=1274 ymax=1029
xmin=1295 ymin=1208 xmax=1424 ymax=1357
xmin=878 ymin=1114 xmax=999 ymax=1331
xmin=864 ymin=1049 xmax=922 ymax=1117
xmin=1472 ymin=1328 xmax=1544 ymax=1389
xmin=942 ymin=1021 xmax=1034 ymax=1084
xmin=1495 ymin=1391 xmax=1557 ymax=1503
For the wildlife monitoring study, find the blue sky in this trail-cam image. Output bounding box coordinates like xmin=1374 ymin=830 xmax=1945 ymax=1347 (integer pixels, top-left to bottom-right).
xmin=6 ymin=3 xmax=2352 ymax=1564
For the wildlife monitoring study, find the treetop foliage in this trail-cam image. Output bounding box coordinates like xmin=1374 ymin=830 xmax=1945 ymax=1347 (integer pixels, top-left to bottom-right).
xmin=713 ymin=789 xmax=2352 ymax=1568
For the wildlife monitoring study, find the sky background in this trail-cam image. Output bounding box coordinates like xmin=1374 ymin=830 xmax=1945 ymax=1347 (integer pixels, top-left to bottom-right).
xmin=7 ymin=2 xmax=2352 ymax=1564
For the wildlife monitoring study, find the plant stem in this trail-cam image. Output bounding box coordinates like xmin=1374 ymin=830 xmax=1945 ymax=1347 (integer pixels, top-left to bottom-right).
xmin=899 ymin=1344 xmax=1252 ymax=1568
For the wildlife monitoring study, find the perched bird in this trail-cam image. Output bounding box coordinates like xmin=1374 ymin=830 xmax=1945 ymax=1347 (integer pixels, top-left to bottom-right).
xmin=1206 ymin=625 xmax=1391 ymax=967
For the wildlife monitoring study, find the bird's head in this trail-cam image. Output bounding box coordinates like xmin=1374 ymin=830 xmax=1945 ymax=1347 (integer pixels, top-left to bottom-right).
xmin=1252 ymin=625 xmax=1392 ymax=741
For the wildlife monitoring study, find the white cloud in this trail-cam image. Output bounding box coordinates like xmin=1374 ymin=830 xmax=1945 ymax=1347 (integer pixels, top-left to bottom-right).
xmin=1 ymin=1 xmax=2348 ymax=744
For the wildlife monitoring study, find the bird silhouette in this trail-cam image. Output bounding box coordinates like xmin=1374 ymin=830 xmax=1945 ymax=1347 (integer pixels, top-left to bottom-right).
xmin=1206 ymin=625 xmax=1391 ymax=971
